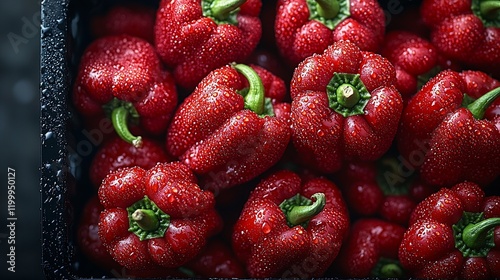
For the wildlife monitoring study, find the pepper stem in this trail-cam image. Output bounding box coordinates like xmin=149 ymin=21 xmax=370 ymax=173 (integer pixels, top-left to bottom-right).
xmin=315 ymin=0 xmax=340 ymax=19
xmin=307 ymin=0 xmax=350 ymax=30
xmin=211 ymin=0 xmax=245 ymax=20
xmin=232 ymin=63 xmax=265 ymax=116
xmin=132 ymin=209 xmax=160 ymax=231
xmin=472 ymin=0 xmax=500 ymax=27
xmin=127 ymin=196 xmax=170 ymax=241
xmin=327 ymin=73 xmax=371 ymax=117
xmin=480 ymin=1 xmax=500 ymax=19
xmin=462 ymin=217 xmax=500 ymax=249
xmin=280 ymin=193 xmax=326 ymax=227
xmin=466 ymin=86 xmax=500 ymax=119
xmin=336 ymin=84 xmax=360 ymax=108
xmin=111 ymin=106 xmax=142 ymax=148
xmin=380 ymin=263 xmax=404 ymax=278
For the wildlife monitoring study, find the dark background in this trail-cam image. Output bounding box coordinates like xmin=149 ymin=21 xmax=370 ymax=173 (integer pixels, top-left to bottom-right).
xmin=0 ymin=0 xmax=43 ymax=279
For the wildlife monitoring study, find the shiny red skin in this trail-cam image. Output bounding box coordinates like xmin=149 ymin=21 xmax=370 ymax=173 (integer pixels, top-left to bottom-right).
xmin=290 ymin=40 xmax=403 ymax=173
xmin=72 ymin=35 xmax=178 ymax=136
xmin=185 ymin=239 xmax=247 ymax=278
xmin=90 ymin=3 xmax=156 ymax=43
xmin=166 ymin=64 xmax=291 ymax=191
xmin=332 ymin=218 xmax=406 ymax=278
xmin=275 ymin=0 xmax=385 ymax=66
xmin=399 ymin=182 xmax=500 ymax=279
xmin=232 ymin=170 xmax=349 ymax=278
xmin=397 ymin=70 xmax=500 ymax=187
xmin=89 ymin=136 xmax=171 ymax=188
xmin=337 ymin=160 xmax=436 ymax=226
xmin=154 ymin=0 xmax=262 ymax=90
xmin=97 ymin=162 xmax=222 ymax=270
xmin=77 ymin=196 xmax=117 ymax=271
xmin=420 ymin=0 xmax=500 ymax=73
xmin=380 ymin=31 xmax=439 ymax=101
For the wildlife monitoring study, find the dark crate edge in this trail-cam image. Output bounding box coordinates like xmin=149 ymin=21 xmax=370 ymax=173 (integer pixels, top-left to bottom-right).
xmin=40 ymin=0 xmax=75 ymax=278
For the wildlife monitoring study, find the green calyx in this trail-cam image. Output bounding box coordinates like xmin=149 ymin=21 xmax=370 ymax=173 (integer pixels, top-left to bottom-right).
xmin=466 ymin=86 xmax=500 ymax=119
xmin=127 ymin=196 xmax=170 ymax=241
xmin=371 ymin=258 xmax=405 ymax=278
xmin=279 ymin=193 xmax=326 ymax=228
xmin=202 ymin=0 xmax=245 ymax=25
xmin=232 ymin=63 xmax=274 ymax=117
xmin=472 ymin=0 xmax=500 ymax=27
xmin=327 ymin=73 xmax=371 ymax=117
xmin=103 ymin=98 xmax=142 ymax=148
xmin=376 ymin=157 xmax=413 ymax=196
xmin=307 ymin=0 xmax=350 ymax=30
xmin=453 ymin=211 xmax=500 ymax=257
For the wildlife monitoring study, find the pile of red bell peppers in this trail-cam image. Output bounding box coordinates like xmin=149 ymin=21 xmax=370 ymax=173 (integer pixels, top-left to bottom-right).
xmin=72 ymin=0 xmax=500 ymax=278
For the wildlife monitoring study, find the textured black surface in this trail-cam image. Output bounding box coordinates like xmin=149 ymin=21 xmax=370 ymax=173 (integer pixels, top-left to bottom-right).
xmin=40 ymin=0 xmax=74 ymax=278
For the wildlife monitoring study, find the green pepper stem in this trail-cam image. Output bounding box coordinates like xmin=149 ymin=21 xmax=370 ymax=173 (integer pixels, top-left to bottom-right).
xmin=287 ymin=193 xmax=326 ymax=226
xmin=462 ymin=217 xmax=500 ymax=249
xmin=132 ymin=209 xmax=160 ymax=231
xmin=480 ymin=1 xmax=500 ymax=19
xmin=380 ymin=263 xmax=404 ymax=278
xmin=315 ymin=0 xmax=340 ymax=19
xmin=232 ymin=63 xmax=265 ymax=115
xmin=111 ymin=106 xmax=142 ymax=148
xmin=336 ymin=84 xmax=360 ymax=108
xmin=210 ymin=0 xmax=246 ymax=21
xmin=467 ymin=86 xmax=500 ymax=119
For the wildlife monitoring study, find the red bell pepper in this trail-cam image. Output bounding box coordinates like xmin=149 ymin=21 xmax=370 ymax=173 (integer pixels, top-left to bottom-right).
xmin=332 ymin=218 xmax=407 ymax=278
xmin=77 ymin=196 xmax=187 ymax=278
xmin=420 ymin=0 xmax=500 ymax=74
xmin=166 ymin=63 xmax=291 ymax=191
xmin=154 ymin=0 xmax=262 ymax=90
xmin=97 ymin=162 xmax=222 ymax=270
xmin=290 ymin=40 xmax=403 ymax=173
xmin=337 ymin=157 xmax=436 ymax=226
xmin=89 ymin=136 xmax=171 ymax=188
xmin=184 ymin=239 xmax=247 ymax=278
xmin=90 ymin=3 xmax=156 ymax=43
xmin=397 ymin=70 xmax=500 ymax=187
xmin=380 ymin=30 xmax=454 ymax=102
xmin=399 ymin=182 xmax=500 ymax=279
xmin=232 ymin=170 xmax=349 ymax=277
xmin=275 ymin=0 xmax=386 ymax=66
xmin=72 ymin=35 xmax=178 ymax=147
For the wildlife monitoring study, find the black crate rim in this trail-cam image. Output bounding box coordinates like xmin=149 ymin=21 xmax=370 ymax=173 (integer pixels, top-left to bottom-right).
xmin=40 ymin=0 xmax=75 ymax=278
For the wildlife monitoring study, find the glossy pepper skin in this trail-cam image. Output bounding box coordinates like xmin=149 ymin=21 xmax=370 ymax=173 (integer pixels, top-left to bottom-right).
xmin=337 ymin=157 xmax=436 ymax=226
xmin=290 ymin=40 xmax=403 ymax=173
xmin=154 ymin=0 xmax=262 ymax=90
xmin=77 ymin=196 xmax=187 ymax=278
xmin=332 ymin=218 xmax=406 ymax=278
xmin=98 ymin=162 xmax=222 ymax=270
xmin=275 ymin=0 xmax=386 ymax=66
xmin=89 ymin=136 xmax=170 ymax=188
xmin=232 ymin=170 xmax=349 ymax=277
xmin=397 ymin=70 xmax=500 ymax=187
xmin=399 ymin=182 xmax=500 ymax=279
xmin=73 ymin=35 xmax=178 ymax=148
xmin=166 ymin=64 xmax=291 ymax=191
xmin=380 ymin=31 xmax=442 ymax=102
xmin=90 ymin=3 xmax=156 ymax=43
xmin=420 ymin=0 xmax=500 ymax=74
